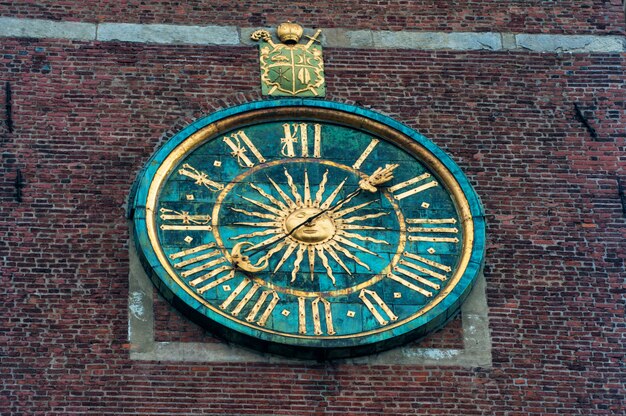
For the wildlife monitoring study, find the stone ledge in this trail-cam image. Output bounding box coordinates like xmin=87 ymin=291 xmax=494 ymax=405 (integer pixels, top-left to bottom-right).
xmin=370 ymin=31 xmax=502 ymax=51
xmin=97 ymin=22 xmax=239 ymax=45
xmin=515 ymin=33 xmax=625 ymax=53
xmin=0 ymin=17 xmax=95 ymax=41
xmin=0 ymin=17 xmax=623 ymax=53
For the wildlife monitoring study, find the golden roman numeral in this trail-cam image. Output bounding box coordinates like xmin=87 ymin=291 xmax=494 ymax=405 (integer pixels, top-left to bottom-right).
xmin=223 ymin=130 xmax=266 ymax=167
xmin=178 ymin=163 xmax=224 ymax=191
xmin=399 ymin=252 xmax=451 ymax=282
xmin=352 ymin=138 xmax=379 ymax=170
xmin=169 ymin=243 xmax=216 ymax=260
xmin=195 ymin=269 xmax=234 ymax=294
xmin=387 ymin=273 xmax=433 ymax=297
xmin=220 ymin=278 xmax=255 ymax=311
xmin=359 ymin=289 xmax=398 ymax=326
xmin=297 ymin=297 xmax=335 ymax=335
xmin=218 ymin=280 xmax=279 ymax=325
xmin=159 ymin=208 xmax=212 ymax=231
xmin=388 ymin=172 xmax=438 ymax=200
xmin=392 ymin=267 xmax=440 ymax=291
xmin=387 ymin=252 xmax=452 ymax=298
xmin=312 ymin=297 xmax=335 ymax=335
xmin=407 ymin=217 xmax=459 ymax=243
xmin=169 ymin=243 xmax=228 ymax=278
xmin=160 ymin=225 xmax=212 ymax=231
xmin=298 ymin=297 xmax=307 ymax=334
xmin=280 ymin=123 xmax=322 ymax=158
xmin=401 ymin=251 xmax=451 ymax=277
xmin=245 ymin=290 xmax=280 ymax=326
xmin=180 ymin=256 xmax=228 ymax=278
xmin=169 ymin=244 xmax=234 ymax=294
xmin=393 ymin=263 xmax=441 ymax=291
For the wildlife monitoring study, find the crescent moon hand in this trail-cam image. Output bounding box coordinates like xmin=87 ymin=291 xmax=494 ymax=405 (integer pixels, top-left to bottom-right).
xmin=230 ymin=242 xmax=269 ymax=273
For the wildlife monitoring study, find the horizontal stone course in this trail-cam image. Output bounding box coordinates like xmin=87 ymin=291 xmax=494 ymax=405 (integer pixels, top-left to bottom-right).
xmin=97 ymin=22 xmax=239 ymax=45
xmin=0 ymin=17 xmax=624 ymax=53
xmin=515 ymin=33 xmax=625 ymax=53
xmin=0 ymin=17 xmax=95 ymax=40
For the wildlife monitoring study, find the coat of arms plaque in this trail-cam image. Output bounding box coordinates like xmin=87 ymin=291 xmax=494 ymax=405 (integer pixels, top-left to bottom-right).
xmin=251 ymin=22 xmax=326 ymax=97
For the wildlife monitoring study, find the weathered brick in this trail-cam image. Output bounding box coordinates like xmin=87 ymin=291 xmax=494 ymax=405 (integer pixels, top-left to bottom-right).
xmin=0 ymin=5 xmax=624 ymax=416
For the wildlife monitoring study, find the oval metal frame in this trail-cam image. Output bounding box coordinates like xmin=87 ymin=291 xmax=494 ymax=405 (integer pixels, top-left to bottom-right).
xmin=131 ymin=99 xmax=486 ymax=359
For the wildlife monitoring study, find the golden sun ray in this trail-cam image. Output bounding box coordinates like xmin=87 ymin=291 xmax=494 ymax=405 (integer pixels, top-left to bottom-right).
xmin=332 ymin=199 xmax=377 ymax=218
xmin=329 ymin=190 xmax=361 ymax=213
xmin=241 ymin=195 xmax=284 ymax=216
xmin=315 ymin=246 xmax=336 ymax=284
xmin=307 ymin=246 xmax=315 ymax=281
xmin=255 ymin=240 xmax=287 ymax=266
xmin=230 ymin=228 xmax=281 ymax=240
xmin=234 ymin=221 xmax=281 ymax=227
xmin=284 ymin=169 xmax=303 ymax=205
xmin=303 ymin=171 xmax=312 ymax=207
xmin=320 ymin=177 xmax=347 ymax=209
xmin=230 ymin=207 xmax=278 ymax=221
xmin=341 ymin=212 xmax=389 ymax=223
xmin=246 ymin=233 xmax=284 ymax=252
xmin=291 ymin=245 xmax=306 ymax=282
xmin=336 ymin=230 xmax=390 ymax=245
xmin=250 ymin=183 xmax=288 ymax=211
xmin=340 ymin=224 xmax=387 ymax=231
xmin=314 ymin=170 xmax=329 ymax=207
xmin=329 ymin=240 xmax=370 ymax=271
xmin=273 ymin=241 xmax=298 ymax=273
xmin=322 ymin=243 xmax=352 ymax=275
xmin=334 ymin=235 xmax=377 ymax=256
xmin=268 ymin=176 xmax=297 ymax=209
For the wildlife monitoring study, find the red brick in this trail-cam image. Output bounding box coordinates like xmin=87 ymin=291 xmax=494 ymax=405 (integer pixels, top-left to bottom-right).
xmin=0 ymin=12 xmax=624 ymax=416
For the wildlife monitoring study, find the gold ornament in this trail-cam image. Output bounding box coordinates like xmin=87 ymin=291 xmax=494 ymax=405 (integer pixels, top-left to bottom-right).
xmin=276 ymin=21 xmax=304 ymax=44
xmin=251 ymin=22 xmax=325 ymax=97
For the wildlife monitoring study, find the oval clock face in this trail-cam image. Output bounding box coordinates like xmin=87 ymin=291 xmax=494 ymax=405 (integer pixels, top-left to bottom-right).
xmin=132 ymin=100 xmax=485 ymax=358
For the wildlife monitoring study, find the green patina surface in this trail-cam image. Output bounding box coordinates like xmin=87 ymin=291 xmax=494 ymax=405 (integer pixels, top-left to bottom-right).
xmin=132 ymin=100 xmax=485 ymax=357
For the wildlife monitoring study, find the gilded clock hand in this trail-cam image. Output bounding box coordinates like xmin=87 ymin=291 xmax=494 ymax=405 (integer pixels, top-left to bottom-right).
xmin=230 ymin=241 xmax=269 ymax=272
xmin=358 ymin=164 xmax=400 ymax=193
xmin=315 ymin=163 xmax=400 ymax=217
xmin=242 ymin=164 xmax=399 ymax=262
xmin=242 ymin=184 xmax=358 ymax=260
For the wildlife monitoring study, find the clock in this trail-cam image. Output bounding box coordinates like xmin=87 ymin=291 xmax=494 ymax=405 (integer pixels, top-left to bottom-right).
xmin=131 ymin=100 xmax=485 ymax=359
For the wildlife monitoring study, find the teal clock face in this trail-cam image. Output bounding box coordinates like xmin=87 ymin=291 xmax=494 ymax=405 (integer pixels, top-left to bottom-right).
xmin=132 ymin=100 xmax=485 ymax=358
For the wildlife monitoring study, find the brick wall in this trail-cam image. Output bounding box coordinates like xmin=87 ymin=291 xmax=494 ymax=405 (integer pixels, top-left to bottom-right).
xmin=1 ymin=2 xmax=625 ymax=415
xmin=0 ymin=0 xmax=624 ymax=34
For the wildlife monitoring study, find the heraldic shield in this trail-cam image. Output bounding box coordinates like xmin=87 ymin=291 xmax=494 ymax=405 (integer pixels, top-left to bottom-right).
xmin=252 ymin=23 xmax=326 ymax=97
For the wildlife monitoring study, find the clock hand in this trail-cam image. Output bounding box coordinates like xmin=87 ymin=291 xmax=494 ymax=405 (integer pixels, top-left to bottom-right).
xmin=241 ymin=164 xmax=399 ymax=262
xmin=241 ymin=188 xmax=359 ymax=260
xmin=230 ymin=241 xmax=269 ymax=272
xmin=317 ymin=163 xmax=400 ymax=216
xmin=358 ymin=164 xmax=399 ymax=193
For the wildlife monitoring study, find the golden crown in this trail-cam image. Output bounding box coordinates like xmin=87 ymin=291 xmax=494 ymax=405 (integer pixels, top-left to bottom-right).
xmin=277 ymin=21 xmax=303 ymax=44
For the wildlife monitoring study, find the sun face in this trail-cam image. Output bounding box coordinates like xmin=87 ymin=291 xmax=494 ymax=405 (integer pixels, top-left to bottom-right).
xmin=284 ymin=208 xmax=335 ymax=244
xmin=228 ymin=166 xmax=392 ymax=286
